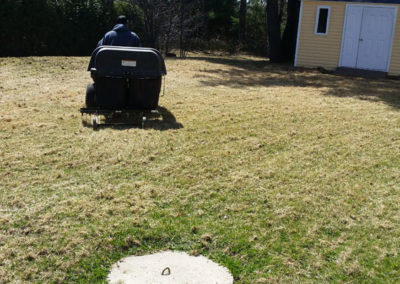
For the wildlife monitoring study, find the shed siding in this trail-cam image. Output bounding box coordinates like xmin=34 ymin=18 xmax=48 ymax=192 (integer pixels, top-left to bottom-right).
xmin=296 ymin=1 xmax=346 ymax=70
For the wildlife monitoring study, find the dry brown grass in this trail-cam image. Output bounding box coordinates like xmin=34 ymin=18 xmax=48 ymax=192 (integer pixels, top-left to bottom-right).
xmin=1 ymin=54 xmax=400 ymax=283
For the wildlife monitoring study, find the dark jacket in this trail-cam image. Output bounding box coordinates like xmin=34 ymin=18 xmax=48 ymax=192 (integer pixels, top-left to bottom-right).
xmin=97 ymin=24 xmax=142 ymax=47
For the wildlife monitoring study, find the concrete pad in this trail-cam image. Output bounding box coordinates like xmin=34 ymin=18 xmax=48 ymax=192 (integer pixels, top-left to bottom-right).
xmin=107 ymin=251 xmax=234 ymax=284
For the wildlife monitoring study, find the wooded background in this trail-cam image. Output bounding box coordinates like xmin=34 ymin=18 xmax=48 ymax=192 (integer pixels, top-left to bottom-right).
xmin=0 ymin=0 xmax=299 ymax=61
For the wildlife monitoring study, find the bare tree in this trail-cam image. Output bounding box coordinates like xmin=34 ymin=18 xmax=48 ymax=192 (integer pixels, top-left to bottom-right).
xmin=162 ymin=1 xmax=180 ymax=55
xmin=129 ymin=0 xmax=202 ymax=57
xmin=130 ymin=0 xmax=162 ymax=48
xmin=177 ymin=0 xmax=203 ymax=57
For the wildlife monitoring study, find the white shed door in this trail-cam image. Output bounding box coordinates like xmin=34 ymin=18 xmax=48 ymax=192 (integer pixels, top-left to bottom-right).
xmin=340 ymin=6 xmax=363 ymax=68
xmin=340 ymin=6 xmax=395 ymax=71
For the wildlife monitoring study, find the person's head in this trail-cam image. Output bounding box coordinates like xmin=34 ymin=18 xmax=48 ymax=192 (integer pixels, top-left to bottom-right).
xmin=116 ymin=15 xmax=127 ymax=25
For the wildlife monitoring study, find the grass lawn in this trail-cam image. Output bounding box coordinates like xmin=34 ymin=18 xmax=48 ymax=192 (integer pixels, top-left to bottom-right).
xmin=1 ymin=54 xmax=400 ymax=283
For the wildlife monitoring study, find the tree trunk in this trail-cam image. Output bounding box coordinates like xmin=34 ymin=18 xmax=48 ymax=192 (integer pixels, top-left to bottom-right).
xmin=203 ymin=0 xmax=209 ymax=42
xmin=239 ymin=0 xmax=247 ymax=43
xmin=179 ymin=0 xmax=185 ymax=57
xmin=281 ymin=0 xmax=300 ymax=61
xmin=266 ymin=0 xmax=282 ymax=62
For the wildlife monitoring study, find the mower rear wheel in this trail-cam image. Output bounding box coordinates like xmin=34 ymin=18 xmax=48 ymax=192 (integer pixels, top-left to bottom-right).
xmin=86 ymin=83 xmax=97 ymax=108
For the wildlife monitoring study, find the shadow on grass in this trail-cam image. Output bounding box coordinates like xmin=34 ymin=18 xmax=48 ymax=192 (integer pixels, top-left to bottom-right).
xmin=185 ymin=56 xmax=400 ymax=110
xmin=81 ymin=106 xmax=183 ymax=131
xmin=146 ymin=106 xmax=184 ymax=131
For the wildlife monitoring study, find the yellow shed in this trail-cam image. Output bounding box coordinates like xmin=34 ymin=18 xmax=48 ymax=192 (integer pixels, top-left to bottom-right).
xmin=295 ymin=0 xmax=400 ymax=75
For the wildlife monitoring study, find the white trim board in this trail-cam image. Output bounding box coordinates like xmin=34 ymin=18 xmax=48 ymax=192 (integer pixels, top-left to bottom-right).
xmin=314 ymin=6 xmax=331 ymax=35
xmin=294 ymin=0 xmax=303 ymax=67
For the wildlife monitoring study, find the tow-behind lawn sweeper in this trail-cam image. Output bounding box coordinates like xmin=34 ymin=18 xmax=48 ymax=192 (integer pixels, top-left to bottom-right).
xmin=80 ymin=46 xmax=167 ymax=129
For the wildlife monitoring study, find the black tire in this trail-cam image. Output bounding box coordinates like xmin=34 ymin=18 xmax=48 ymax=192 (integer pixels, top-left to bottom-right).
xmin=86 ymin=83 xmax=97 ymax=108
xmin=93 ymin=117 xmax=98 ymax=130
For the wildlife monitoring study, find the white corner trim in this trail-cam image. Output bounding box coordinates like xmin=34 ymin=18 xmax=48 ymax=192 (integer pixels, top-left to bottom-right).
xmin=338 ymin=4 xmax=350 ymax=68
xmin=385 ymin=6 xmax=397 ymax=73
xmin=314 ymin=6 xmax=331 ymax=35
xmin=294 ymin=0 xmax=303 ymax=67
